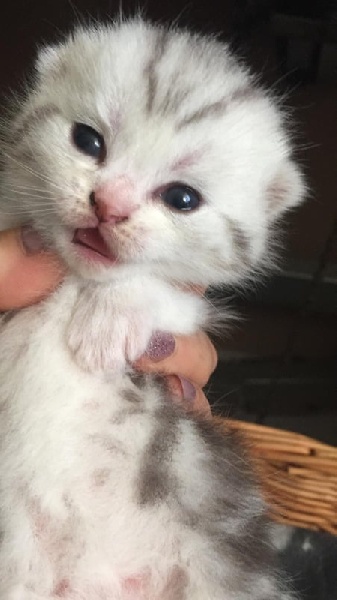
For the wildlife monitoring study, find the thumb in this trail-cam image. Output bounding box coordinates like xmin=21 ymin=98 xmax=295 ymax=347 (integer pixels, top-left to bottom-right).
xmin=0 ymin=227 xmax=65 ymax=310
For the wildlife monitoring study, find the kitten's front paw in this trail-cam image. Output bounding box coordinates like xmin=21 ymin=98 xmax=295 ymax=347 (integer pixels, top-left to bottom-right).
xmin=67 ymin=314 xmax=127 ymax=373
xmin=66 ymin=291 xmax=154 ymax=373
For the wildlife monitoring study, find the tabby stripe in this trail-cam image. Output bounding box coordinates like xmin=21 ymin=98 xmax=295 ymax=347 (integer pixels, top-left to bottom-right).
xmin=176 ymin=86 xmax=259 ymax=129
xmin=14 ymin=104 xmax=61 ymax=138
xmin=227 ymin=217 xmax=251 ymax=264
xmin=145 ymin=29 xmax=171 ymax=114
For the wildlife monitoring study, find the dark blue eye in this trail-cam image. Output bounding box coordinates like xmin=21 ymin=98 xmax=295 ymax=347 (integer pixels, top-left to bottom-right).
xmin=161 ymin=184 xmax=201 ymax=211
xmin=72 ymin=123 xmax=106 ymax=162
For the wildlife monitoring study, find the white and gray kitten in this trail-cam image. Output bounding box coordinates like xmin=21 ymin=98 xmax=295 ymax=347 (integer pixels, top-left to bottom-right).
xmin=0 ymin=19 xmax=304 ymax=599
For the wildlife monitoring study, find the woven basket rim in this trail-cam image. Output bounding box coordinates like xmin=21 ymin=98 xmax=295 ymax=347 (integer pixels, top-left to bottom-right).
xmin=216 ymin=417 xmax=337 ymax=536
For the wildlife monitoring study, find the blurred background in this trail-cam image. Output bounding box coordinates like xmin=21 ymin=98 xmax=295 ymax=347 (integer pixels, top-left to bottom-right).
xmin=1 ymin=0 xmax=336 ymax=443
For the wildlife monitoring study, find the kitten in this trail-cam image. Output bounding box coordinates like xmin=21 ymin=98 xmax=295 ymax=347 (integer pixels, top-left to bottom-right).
xmin=0 ymin=19 xmax=304 ymax=599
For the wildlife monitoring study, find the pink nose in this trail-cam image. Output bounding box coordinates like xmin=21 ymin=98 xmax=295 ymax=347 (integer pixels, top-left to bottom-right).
xmin=92 ymin=177 xmax=138 ymax=224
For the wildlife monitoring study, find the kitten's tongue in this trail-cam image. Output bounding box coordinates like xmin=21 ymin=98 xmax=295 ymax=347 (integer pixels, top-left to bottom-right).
xmin=73 ymin=228 xmax=115 ymax=261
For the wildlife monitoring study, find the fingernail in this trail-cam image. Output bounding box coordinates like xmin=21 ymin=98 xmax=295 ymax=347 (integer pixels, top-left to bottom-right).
xmin=145 ymin=332 xmax=175 ymax=362
xmin=177 ymin=377 xmax=196 ymax=402
xmin=21 ymin=226 xmax=45 ymax=255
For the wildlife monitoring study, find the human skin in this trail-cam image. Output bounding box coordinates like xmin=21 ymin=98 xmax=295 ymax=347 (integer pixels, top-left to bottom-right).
xmin=0 ymin=227 xmax=216 ymax=415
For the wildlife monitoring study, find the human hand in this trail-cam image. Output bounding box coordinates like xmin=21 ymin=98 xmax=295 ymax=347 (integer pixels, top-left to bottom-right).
xmin=136 ymin=331 xmax=217 ymax=417
xmin=0 ymin=227 xmax=216 ymax=415
xmin=0 ymin=227 xmax=65 ymax=310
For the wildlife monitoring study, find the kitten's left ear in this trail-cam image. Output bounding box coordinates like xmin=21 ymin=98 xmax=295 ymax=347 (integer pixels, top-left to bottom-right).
xmin=35 ymin=44 xmax=63 ymax=78
xmin=267 ymin=160 xmax=306 ymax=220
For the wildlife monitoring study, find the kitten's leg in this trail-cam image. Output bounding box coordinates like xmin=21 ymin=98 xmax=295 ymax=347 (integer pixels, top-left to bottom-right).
xmin=67 ymin=279 xmax=207 ymax=372
xmin=66 ymin=283 xmax=154 ymax=372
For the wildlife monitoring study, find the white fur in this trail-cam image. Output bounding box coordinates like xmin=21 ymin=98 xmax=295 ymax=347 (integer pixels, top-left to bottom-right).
xmin=0 ymin=19 xmax=304 ymax=599
xmin=0 ymin=282 xmax=256 ymax=599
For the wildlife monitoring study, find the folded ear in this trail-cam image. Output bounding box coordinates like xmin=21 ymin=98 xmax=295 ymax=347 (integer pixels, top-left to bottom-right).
xmin=266 ymin=160 xmax=306 ymax=220
xmin=35 ymin=44 xmax=63 ymax=78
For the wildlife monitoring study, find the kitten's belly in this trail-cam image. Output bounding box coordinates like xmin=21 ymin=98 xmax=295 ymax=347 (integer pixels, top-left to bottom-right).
xmin=0 ymin=291 xmax=180 ymax=594
xmin=0 ymin=298 xmax=126 ymax=493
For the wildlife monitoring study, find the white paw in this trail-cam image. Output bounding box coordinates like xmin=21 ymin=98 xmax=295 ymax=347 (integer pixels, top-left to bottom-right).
xmin=124 ymin=310 xmax=154 ymax=363
xmin=67 ymin=312 xmax=126 ymax=372
xmin=67 ymin=291 xmax=154 ymax=373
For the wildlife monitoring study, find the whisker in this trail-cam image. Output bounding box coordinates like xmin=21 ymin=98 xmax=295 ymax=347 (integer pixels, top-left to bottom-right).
xmin=0 ymin=197 xmax=56 ymax=207
xmin=1 ymin=190 xmax=54 ymax=200
xmin=1 ymin=184 xmax=53 ymax=193
xmin=0 ymin=197 xmax=57 ymax=210
xmin=0 ymin=202 xmax=57 ymax=211
xmin=0 ymin=209 xmax=57 ymax=216
xmin=2 ymin=151 xmax=63 ymax=192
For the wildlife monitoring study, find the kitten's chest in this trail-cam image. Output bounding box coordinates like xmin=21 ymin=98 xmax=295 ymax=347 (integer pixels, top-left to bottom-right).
xmin=0 ymin=291 xmax=146 ymax=497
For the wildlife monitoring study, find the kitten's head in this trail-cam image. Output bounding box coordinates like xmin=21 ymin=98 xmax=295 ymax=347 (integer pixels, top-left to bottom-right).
xmin=0 ymin=20 xmax=304 ymax=286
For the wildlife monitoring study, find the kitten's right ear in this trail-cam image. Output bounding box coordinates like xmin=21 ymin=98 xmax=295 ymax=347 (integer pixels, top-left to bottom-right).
xmin=267 ymin=160 xmax=306 ymax=220
xmin=35 ymin=45 xmax=63 ymax=78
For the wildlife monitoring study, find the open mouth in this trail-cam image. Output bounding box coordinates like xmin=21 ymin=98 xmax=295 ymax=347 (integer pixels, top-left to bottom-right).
xmin=72 ymin=228 xmax=117 ymax=264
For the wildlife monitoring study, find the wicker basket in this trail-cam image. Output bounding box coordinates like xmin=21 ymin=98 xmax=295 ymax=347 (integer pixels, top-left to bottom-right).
xmin=217 ymin=418 xmax=337 ymax=535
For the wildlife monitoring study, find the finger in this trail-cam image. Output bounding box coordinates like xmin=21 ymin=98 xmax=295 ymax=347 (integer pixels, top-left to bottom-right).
xmin=0 ymin=228 xmax=65 ymax=310
xmin=136 ymin=331 xmax=217 ymax=388
xmin=165 ymin=374 xmax=212 ymax=417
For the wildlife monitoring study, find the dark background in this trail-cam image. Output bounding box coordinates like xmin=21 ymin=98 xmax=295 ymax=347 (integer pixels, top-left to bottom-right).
xmin=1 ymin=0 xmax=337 ymax=443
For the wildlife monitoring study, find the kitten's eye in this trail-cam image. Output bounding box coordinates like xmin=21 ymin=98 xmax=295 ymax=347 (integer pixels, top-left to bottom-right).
xmin=160 ymin=184 xmax=201 ymax=212
xmin=72 ymin=123 xmax=106 ymax=162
